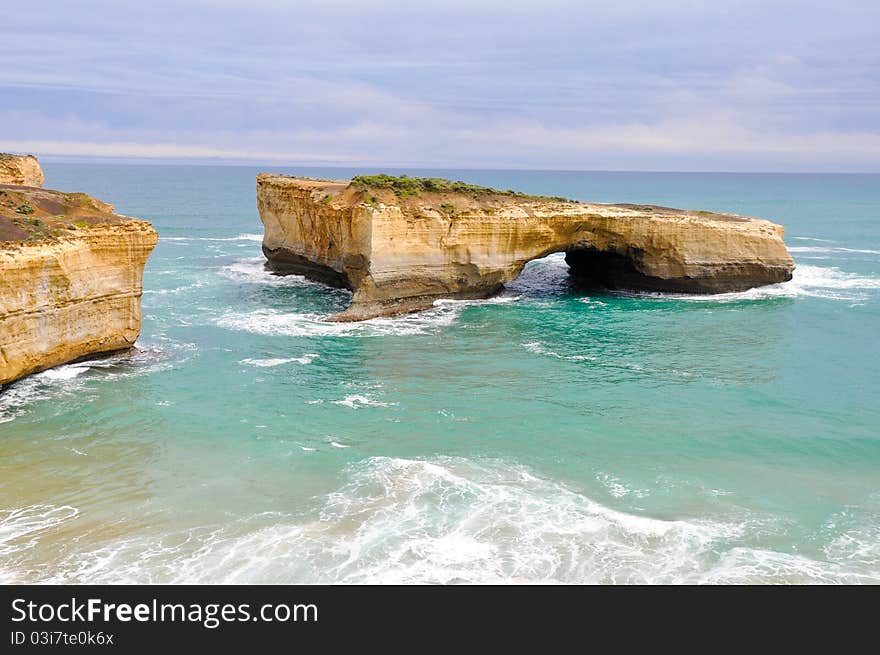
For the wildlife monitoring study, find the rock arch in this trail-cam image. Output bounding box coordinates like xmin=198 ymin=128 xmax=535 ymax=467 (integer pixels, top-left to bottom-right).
xmin=257 ymin=175 xmax=794 ymax=321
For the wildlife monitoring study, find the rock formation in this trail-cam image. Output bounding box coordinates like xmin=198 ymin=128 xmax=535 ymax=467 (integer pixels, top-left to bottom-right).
xmin=1 ymin=157 xmax=157 ymax=385
xmin=257 ymin=174 xmax=794 ymax=321
xmin=0 ymin=153 xmax=45 ymax=187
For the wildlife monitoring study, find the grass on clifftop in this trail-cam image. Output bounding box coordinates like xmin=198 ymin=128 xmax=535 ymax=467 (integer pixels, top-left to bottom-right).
xmin=351 ymin=174 xmax=575 ymax=202
xmin=352 ymin=174 xmax=512 ymax=198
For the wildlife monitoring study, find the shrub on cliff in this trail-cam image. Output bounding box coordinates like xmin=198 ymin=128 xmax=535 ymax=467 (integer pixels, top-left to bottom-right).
xmin=350 ymin=174 xmax=579 ymax=203
xmin=352 ymin=174 xmax=509 ymax=198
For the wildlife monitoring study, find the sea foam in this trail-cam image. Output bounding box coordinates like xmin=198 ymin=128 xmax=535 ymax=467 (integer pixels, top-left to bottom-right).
xmin=218 ymin=257 xmax=326 ymax=288
xmin=0 ymin=343 xmax=191 ymax=424
xmin=0 ymin=505 xmax=79 ymax=560
xmin=5 ymin=457 xmax=875 ymax=585
xmin=240 ymin=354 xmax=318 ymax=367
xmin=626 ymin=265 xmax=880 ymax=303
xmin=217 ymin=305 xmax=462 ymax=338
xmin=332 ymin=394 xmax=397 ymax=409
xmin=162 ymin=234 xmax=263 ymax=243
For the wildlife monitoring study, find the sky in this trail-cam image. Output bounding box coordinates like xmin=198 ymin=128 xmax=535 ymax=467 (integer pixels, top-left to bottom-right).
xmin=2 ymin=0 xmax=879 ymax=171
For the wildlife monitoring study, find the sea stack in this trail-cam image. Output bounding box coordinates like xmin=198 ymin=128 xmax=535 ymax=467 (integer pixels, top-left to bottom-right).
xmin=256 ymin=174 xmax=795 ymax=321
xmin=0 ymin=155 xmax=158 ymax=385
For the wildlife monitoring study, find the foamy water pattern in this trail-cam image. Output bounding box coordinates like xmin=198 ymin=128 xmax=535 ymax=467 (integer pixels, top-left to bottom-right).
xmin=240 ymin=354 xmax=318 ymax=367
xmin=215 ymin=248 xmax=880 ymax=342
xmin=213 ymin=261 xmax=880 ymax=346
xmin=623 ymin=264 xmax=880 ymax=303
xmin=162 ymin=233 xmax=264 ymax=243
xmin=1 ymin=458 xmax=876 ymax=584
xmin=218 ymin=257 xmax=333 ymax=289
xmin=0 ymin=343 xmax=192 ymax=424
xmin=0 ymin=505 xmax=79 ymax=560
xmin=218 ymin=305 xmax=463 ymax=337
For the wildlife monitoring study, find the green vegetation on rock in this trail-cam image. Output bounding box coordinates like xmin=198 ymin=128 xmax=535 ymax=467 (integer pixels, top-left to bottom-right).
xmin=350 ymin=174 xmax=580 ymax=203
xmin=352 ymin=174 xmax=518 ymax=198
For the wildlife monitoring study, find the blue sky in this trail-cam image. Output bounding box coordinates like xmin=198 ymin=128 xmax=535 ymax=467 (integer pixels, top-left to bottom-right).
xmin=2 ymin=0 xmax=878 ymax=171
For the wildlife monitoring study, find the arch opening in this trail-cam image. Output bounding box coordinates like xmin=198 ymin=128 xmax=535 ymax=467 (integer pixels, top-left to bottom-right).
xmin=504 ymin=246 xmax=651 ymax=297
xmin=564 ymin=246 xmax=648 ymax=292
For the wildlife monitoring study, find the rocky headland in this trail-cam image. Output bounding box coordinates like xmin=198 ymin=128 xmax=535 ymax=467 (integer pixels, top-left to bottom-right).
xmin=0 ymin=156 xmax=157 ymax=385
xmin=0 ymin=153 xmax=45 ymax=187
xmin=257 ymin=173 xmax=795 ymax=321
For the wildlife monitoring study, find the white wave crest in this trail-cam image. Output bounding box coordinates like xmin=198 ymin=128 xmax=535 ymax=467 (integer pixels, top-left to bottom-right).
xmin=0 ymin=363 xmax=96 ymax=423
xmin=240 ymin=354 xmax=318 ymax=367
xmin=630 ymin=265 xmax=880 ymax=303
xmin=3 ymin=457 xmax=876 ymax=584
xmin=218 ymin=257 xmax=325 ymax=288
xmin=0 ymin=344 xmax=190 ymax=424
xmin=0 ymin=505 xmax=79 ymax=558
xmin=162 ymin=233 xmax=263 ymax=243
xmin=332 ymin=394 xmax=397 ymax=409
xmin=38 ymin=363 xmax=93 ymax=381
xmin=523 ymin=341 xmax=596 ymax=362
xmin=217 ymin=305 xmax=461 ymax=337
xmin=143 ymin=281 xmax=206 ymax=296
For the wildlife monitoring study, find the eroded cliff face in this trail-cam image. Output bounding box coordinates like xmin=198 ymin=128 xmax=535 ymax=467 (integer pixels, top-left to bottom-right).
xmin=0 ymin=182 xmax=157 ymax=385
xmin=257 ymin=174 xmax=794 ymax=321
xmin=258 ymin=176 xmax=372 ymax=288
xmin=0 ymin=154 xmax=44 ymax=187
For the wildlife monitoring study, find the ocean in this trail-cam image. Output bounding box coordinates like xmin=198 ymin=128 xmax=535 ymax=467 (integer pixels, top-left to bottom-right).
xmin=1 ymin=164 xmax=878 ymax=583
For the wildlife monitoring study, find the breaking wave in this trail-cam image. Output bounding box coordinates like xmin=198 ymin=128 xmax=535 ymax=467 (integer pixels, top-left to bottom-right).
xmin=332 ymin=394 xmax=397 ymax=409
xmin=522 ymin=341 xmax=596 ymax=362
xmin=217 ymin=305 xmax=463 ymax=337
xmin=240 ymin=354 xmax=318 ymax=367
xmin=627 ymin=265 xmax=880 ymax=303
xmin=0 ymin=505 xmax=79 ymax=561
xmin=218 ymin=257 xmax=328 ymax=288
xmin=0 ymin=344 xmax=190 ymax=424
xmin=162 ymin=234 xmax=263 ymax=243
xmin=3 ymin=457 xmax=875 ymax=584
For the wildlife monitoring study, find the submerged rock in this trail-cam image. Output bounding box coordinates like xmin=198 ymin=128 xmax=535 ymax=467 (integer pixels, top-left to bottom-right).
xmin=256 ymin=174 xmax=794 ymax=321
xmin=0 ymin=156 xmax=157 ymax=385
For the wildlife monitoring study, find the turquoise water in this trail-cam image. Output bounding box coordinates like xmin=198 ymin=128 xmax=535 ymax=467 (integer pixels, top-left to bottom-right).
xmin=1 ymin=164 xmax=878 ymax=583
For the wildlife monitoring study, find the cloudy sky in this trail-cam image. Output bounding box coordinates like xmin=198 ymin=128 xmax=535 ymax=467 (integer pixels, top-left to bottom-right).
xmin=2 ymin=0 xmax=878 ymax=171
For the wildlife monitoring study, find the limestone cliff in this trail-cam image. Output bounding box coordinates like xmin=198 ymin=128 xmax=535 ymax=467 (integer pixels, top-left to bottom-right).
xmin=0 ymin=181 xmax=157 ymax=385
xmin=257 ymin=174 xmax=794 ymax=321
xmin=0 ymin=153 xmax=44 ymax=187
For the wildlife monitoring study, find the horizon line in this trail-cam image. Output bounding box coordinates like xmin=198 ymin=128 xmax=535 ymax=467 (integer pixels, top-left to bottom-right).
xmin=24 ymin=155 xmax=880 ymax=176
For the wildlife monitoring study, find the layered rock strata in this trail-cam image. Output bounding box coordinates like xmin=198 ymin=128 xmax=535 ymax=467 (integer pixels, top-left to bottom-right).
xmin=0 ymin=153 xmax=44 ymax=187
xmin=257 ymin=174 xmax=794 ymax=321
xmin=1 ymin=162 xmax=157 ymax=385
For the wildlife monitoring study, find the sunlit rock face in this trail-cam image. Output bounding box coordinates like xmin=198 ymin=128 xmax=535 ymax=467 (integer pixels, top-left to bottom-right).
xmin=257 ymin=174 xmax=794 ymax=321
xmin=0 ymin=175 xmax=157 ymax=385
xmin=0 ymin=154 xmax=44 ymax=187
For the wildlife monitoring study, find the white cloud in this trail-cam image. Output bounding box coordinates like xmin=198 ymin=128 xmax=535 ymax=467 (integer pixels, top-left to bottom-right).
xmin=6 ymin=114 xmax=879 ymax=171
xmin=1 ymin=0 xmax=878 ymax=171
xmin=0 ymin=140 xmax=362 ymax=163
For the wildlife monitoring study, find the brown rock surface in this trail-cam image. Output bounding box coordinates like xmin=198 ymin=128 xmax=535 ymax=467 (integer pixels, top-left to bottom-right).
xmin=257 ymin=174 xmax=794 ymax=321
xmin=0 ymin=184 xmax=157 ymax=385
xmin=0 ymin=153 xmax=44 ymax=187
